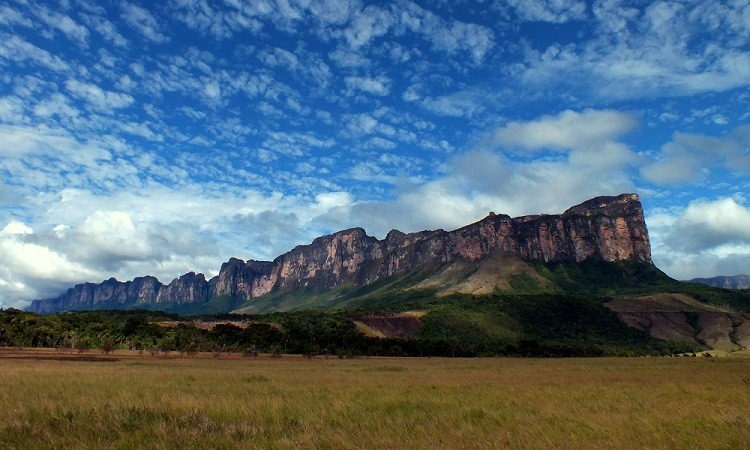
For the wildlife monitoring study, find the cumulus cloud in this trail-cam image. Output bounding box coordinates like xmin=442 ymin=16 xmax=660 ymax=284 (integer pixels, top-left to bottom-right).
xmin=495 ymin=109 xmax=637 ymax=150
xmin=0 ymin=222 xmax=98 ymax=305
xmin=666 ymin=198 xmax=750 ymax=253
xmin=649 ymin=197 xmax=750 ymax=279
xmin=641 ymin=125 xmax=750 ymax=185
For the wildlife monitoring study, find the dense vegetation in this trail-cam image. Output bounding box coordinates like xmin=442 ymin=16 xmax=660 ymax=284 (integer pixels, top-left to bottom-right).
xmin=2 ymin=292 xmax=694 ymax=357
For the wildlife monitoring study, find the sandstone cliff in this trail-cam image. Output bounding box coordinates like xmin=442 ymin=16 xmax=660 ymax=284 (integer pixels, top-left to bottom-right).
xmin=28 ymin=193 xmax=652 ymax=313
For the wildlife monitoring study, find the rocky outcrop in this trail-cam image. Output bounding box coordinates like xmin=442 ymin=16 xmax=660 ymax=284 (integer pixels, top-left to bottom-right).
xmin=28 ymin=193 xmax=653 ymax=313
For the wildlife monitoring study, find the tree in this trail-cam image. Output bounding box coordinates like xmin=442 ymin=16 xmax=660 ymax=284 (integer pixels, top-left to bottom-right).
xmin=99 ymin=335 xmax=116 ymax=354
xmin=158 ymin=337 xmax=175 ymax=356
xmin=75 ymin=337 xmax=90 ymax=354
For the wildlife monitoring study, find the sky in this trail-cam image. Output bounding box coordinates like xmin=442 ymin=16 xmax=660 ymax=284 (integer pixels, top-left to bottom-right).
xmin=1 ymin=0 xmax=749 ymax=308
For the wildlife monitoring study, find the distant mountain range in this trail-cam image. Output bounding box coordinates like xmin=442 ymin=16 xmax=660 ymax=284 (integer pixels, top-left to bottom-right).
xmin=688 ymin=275 xmax=750 ymax=290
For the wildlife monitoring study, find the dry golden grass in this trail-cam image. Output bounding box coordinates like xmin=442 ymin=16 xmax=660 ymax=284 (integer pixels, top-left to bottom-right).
xmin=1 ymin=350 xmax=750 ymax=449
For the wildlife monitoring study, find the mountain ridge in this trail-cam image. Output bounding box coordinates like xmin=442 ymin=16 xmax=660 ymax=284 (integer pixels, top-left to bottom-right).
xmin=688 ymin=275 xmax=750 ymax=290
xmin=28 ymin=193 xmax=651 ymax=314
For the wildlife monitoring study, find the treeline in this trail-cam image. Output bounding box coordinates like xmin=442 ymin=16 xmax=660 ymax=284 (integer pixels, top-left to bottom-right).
xmin=0 ymin=307 xmax=692 ymax=358
xmin=0 ymin=308 xmax=416 ymax=357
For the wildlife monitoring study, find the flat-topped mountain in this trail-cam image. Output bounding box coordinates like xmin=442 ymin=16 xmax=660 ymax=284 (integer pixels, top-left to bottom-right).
xmin=28 ymin=193 xmax=651 ymax=314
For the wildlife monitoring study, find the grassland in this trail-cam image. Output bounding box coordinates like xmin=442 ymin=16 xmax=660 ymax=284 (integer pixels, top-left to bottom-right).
xmin=1 ymin=350 xmax=750 ymax=449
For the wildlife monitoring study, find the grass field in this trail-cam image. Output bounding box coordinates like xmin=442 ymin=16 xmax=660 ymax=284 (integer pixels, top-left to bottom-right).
xmin=1 ymin=350 xmax=750 ymax=449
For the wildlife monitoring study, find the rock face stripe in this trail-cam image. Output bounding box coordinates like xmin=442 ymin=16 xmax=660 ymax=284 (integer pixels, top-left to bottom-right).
xmin=28 ymin=193 xmax=652 ymax=313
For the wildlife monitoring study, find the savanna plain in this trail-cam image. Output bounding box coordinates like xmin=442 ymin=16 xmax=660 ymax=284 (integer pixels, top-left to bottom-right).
xmin=1 ymin=350 xmax=749 ymax=449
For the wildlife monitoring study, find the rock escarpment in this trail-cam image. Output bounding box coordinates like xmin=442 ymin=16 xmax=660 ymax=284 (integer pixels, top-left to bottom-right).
xmin=28 ymin=193 xmax=652 ymax=313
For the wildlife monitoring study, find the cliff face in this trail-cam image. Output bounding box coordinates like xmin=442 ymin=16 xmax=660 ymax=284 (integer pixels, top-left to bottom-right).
xmin=28 ymin=193 xmax=652 ymax=313
xmin=28 ymin=276 xmax=161 ymax=314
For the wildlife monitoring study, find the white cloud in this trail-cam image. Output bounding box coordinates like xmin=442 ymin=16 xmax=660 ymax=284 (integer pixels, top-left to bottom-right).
xmin=33 ymin=93 xmax=80 ymax=120
xmin=259 ymin=47 xmax=300 ymax=71
xmin=93 ymin=18 xmax=129 ymax=47
xmin=0 ymin=5 xmax=33 ymax=27
xmin=65 ymin=79 xmax=135 ymax=111
xmin=0 ymin=223 xmax=98 ymax=305
xmin=261 ymin=131 xmax=336 ymax=157
xmin=397 ymin=2 xmax=495 ymax=64
xmin=506 ymin=0 xmax=587 ymax=23
xmin=344 ymin=75 xmax=391 ymax=96
xmin=345 ymin=114 xmax=378 ymax=135
xmin=35 ymin=7 xmax=90 ymax=44
xmin=493 ymin=109 xmax=640 ymax=173
xmin=668 ymin=198 xmax=750 ymax=252
xmin=203 ymin=81 xmax=222 ymax=100
xmin=1 ymin=222 xmax=33 ymax=236
xmin=519 ymin=1 xmax=750 ymax=98
xmin=121 ymin=2 xmax=170 ymax=43
xmin=495 ymin=109 xmax=637 ymax=151
xmin=306 ymin=0 xmax=361 ymax=26
xmin=169 ymin=0 xmax=264 ymax=39
xmin=363 ymin=136 xmax=397 ymax=150
xmin=328 ymin=47 xmax=371 ymax=68
xmin=421 ymin=92 xmax=484 ymax=118
xmin=342 ymin=5 xmax=393 ymax=48
xmin=0 ymin=35 xmax=70 ymax=72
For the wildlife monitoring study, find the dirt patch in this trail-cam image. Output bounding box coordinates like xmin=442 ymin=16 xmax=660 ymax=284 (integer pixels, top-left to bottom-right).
xmin=352 ymin=314 xmax=422 ymax=339
xmin=697 ymin=314 xmax=740 ymax=351
xmin=2 ymin=355 xmax=121 ymax=362
xmin=0 ymin=348 xmax=121 ymax=362
xmin=605 ymin=293 xmax=726 ymax=313
xmin=606 ymin=294 xmax=750 ymax=350
xmin=155 ymin=320 xmax=252 ymax=330
xmin=616 ymin=312 xmax=700 ymax=345
xmin=155 ymin=320 xmax=282 ymax=331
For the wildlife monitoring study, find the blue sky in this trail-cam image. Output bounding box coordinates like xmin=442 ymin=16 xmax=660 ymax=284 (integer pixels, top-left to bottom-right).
xmin=1 ymin=0 xmax=749 ymax=308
